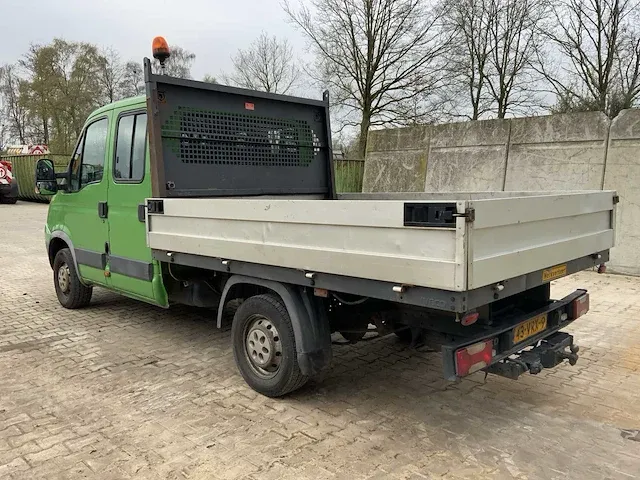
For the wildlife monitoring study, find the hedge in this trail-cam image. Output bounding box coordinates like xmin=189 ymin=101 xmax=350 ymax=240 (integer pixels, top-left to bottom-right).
xmin=0 ymin=154 xmax=70 ymax=202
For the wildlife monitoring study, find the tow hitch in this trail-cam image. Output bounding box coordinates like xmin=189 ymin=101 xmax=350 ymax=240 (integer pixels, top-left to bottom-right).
xmin=486 ymin=332 xmax=579 ymax=380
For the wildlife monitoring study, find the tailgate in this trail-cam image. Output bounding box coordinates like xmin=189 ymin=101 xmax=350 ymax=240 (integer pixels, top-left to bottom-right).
xmin=467 ymin=191 xmax=616 ymax=289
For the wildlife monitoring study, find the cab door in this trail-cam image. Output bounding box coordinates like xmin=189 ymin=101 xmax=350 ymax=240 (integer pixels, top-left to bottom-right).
xmin=106 ymin=108 xmax=161 ymax=304
xmin=58 ymin=115 xmax=111 ymax=286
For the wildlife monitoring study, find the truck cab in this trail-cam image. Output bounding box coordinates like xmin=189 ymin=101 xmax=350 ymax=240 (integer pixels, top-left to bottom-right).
xmin=42 ymin=96 xmax=168 ymax=309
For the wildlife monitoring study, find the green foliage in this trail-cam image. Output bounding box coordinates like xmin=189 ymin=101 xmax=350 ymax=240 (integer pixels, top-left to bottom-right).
xmin=1 ymin=39 xmax=195 ymax=152
xmin=333 ymin=160 xmax=364 ymax=192
xmin=19 ymin=39 xmax=107 ymax=153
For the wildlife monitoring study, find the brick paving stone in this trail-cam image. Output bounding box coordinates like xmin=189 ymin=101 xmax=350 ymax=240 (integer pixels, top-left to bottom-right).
xmin=1 ymin=202 xmax=640 ymax=479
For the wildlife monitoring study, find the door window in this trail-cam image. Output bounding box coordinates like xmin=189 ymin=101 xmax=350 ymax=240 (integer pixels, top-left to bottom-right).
xmin=114 ymin=113 xmax=147 ymax=182
xmin=69 ymin=118 xmax=109 ymax=191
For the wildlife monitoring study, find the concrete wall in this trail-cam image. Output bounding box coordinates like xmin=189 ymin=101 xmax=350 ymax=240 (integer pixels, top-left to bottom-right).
xmin=426 ymin=119 xmax=510 ymax=192
xmin=604 ymin=110 xmax=640 ymax=275
xmin=505 ymin=112 xmax=609 ymax=191
xmin=362 ymin=127 xmax=429 ymax=192
xmin=362 ymin=109 xmax=640 ymax=275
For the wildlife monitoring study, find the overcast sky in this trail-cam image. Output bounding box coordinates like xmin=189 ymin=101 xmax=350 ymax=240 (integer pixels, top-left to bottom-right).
xmin=2 ymin=0 xmax=312 ymax=85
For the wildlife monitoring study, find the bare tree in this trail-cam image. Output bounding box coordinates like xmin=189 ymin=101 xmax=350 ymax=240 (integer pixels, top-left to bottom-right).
xmin=541 ymin=0 xmax=640 ymax=117
xmin=284 ymin=0 xmax=451 ymax=158
xmin=0 ymin=64 xmax=28 ymax=144
xmin=486 ymin=0 xmax=549 ymax=118
xmin=119 ymin=45 xmax=196 ymax=98
xmin=152 ymin=45 xmax=196 ymax=79
xmin=443 ymin=0 xmax=548 ymax=120
xmin=121 ymin=61 xmax=145 ymax=98
xmin=98 ymin=47 xmax=125 ymax=103
xmin=222 ymin=32 xmax=301 ymax=94
xmin=442 ymin=0 xmax=494 ymax=120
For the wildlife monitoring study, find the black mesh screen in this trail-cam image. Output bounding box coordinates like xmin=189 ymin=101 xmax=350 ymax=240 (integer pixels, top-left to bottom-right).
xmin=150 ymin=75 xmax=332 ymax=197
xmin=162 ymin=107 xmax=321 ymax=168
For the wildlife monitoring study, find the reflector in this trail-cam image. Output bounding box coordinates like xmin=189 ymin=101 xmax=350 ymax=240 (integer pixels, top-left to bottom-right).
xmin=572 ymin=293 xmax=589 ymax=319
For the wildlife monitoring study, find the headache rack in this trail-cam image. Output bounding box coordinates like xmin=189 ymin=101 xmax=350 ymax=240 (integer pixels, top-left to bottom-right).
xmin=143 ymin=57 xmax=335 ymax=198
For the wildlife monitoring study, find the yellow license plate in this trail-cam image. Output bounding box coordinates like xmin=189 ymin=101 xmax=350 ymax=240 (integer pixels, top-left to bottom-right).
xmin=513 ymin=314 xmax=548 ymax=344
xmin=542 ymin=264 xmax=567 ymax=282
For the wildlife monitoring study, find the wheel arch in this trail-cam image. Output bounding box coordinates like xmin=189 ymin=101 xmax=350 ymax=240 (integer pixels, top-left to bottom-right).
xmin=217 ymin=275 xmax=332 ymax=376
xmin=47 ymin=231 xmax=88 ymax=286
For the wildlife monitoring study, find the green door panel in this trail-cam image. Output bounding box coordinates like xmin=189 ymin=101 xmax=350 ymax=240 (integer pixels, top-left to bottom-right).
xmin=57 ymin=115 xmax=111 ymax=286
xmin=107 ymin=107 xmax=167 ymax=306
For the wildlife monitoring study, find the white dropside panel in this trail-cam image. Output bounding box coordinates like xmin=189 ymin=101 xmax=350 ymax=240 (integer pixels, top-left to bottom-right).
xmin=147 ymin=199 xmax=468 ymax=291
xmin=468 ymin=191 xmax=616 ymax=289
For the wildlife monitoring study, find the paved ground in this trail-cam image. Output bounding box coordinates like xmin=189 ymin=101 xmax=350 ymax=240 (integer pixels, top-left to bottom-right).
xmin=1 ymin=202 xmax=640 ymax=480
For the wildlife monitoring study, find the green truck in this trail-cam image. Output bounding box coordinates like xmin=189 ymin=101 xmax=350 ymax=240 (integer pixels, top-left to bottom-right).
xmin=35 ymin=49 xmax=615 ymax=397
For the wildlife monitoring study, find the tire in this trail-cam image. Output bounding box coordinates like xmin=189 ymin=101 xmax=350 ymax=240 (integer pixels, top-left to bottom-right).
xmin=231 ymin=293 xmax=308 ymax=397
xmin=53 ymin=248 xmax=93 ymax=309
xmin=0 ymin=195 xmax=17 ymax=204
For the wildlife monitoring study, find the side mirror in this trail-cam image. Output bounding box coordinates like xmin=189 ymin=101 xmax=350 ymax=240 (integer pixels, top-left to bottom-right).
xmin=35 ymin=159 xmax=58 ymax=195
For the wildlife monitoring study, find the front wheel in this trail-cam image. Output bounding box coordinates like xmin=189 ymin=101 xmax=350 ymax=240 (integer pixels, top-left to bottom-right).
xmin=231 ymin=293 xmax=308 ymax=397
xmin=53 ymin=248 xmax=93 ymax=309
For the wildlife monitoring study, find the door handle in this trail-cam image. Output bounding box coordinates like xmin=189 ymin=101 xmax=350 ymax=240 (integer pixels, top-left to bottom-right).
xmin=98 ymin=201 xmax=108 ymax=218
xmin=138 ymin=203 xmax=146 ymax=222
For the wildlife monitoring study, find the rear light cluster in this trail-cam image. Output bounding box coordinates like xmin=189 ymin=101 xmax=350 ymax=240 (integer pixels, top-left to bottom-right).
xmin=571 ymin=293 xmax=589 ymax=319
xmin=0 ymin=161 xmax=11 ymax=179
xmin=455 ymin=339 xmax=495 ymax=377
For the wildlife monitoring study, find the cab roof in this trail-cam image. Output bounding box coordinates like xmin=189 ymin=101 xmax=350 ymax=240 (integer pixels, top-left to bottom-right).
xmin=89 ymin=95 xmax=146 ymax=118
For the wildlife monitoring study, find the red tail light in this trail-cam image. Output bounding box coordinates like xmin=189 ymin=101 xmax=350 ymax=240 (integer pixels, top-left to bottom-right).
xmin=571 ymin=293 xmax=589 ymax=319
xmin=455 ymin=339 xmax=494 ymax=376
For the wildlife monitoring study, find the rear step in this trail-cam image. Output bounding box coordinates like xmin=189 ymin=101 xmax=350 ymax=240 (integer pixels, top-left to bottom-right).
xmin=485 ymin=332 xmax=579 ymax=380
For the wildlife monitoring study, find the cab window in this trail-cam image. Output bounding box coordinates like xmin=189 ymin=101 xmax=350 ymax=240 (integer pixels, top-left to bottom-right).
xmin=114 ymin=113 xmax=147 ymax=182
xmin=69 ymin=118 xmax=109 ymax=191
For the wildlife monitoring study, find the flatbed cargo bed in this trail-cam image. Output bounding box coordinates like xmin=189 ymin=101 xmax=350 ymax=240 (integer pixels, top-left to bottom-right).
xmin=146 ymin=190 xmax=615 ymax=303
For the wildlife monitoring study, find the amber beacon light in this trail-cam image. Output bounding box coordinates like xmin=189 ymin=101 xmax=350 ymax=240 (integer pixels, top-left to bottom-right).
xmin=152 ymin=36 xmax=171 ymax=72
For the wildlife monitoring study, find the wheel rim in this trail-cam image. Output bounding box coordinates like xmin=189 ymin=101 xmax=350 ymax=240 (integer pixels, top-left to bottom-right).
xmin=243 ymin=314 xmax=283 ymax=378
xmin=57 ymin=263 xmax=71 ymax=294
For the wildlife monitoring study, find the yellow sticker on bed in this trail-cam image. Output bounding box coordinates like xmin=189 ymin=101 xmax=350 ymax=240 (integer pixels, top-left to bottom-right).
xmin=513 ymin=313 xmax=548 ymax=344
xmin=542 ymin=264 xmax=567 ymax=282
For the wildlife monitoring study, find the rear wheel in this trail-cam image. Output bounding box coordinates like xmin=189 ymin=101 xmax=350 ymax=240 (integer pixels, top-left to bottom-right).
xmin=53 ymin=248 xmax=93 ymax=309
xmin=231 ymin=293 xmax=308 ymax=397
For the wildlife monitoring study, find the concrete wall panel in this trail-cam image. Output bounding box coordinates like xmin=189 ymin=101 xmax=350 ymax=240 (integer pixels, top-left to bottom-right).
xmin=504 ymin=112 xmax=609 ymax=191
xmin=425 ymin=119 xmax=509 ymax=192
xmin=362 ymin=127 xmax=429 ymax=192
xmin=604 ymin=109 xmax=640 ymax=275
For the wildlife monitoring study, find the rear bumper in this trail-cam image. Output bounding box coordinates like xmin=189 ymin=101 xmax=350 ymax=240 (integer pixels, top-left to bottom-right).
xmin=442 ymin=289 xmax=587 ymax=381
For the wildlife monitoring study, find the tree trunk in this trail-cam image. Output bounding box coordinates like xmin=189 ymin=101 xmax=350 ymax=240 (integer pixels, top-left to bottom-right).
xmin=42 ymin=115 xmax=49 ymax=144
xmin=358 ymin=110 xmax=371 ymax=160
